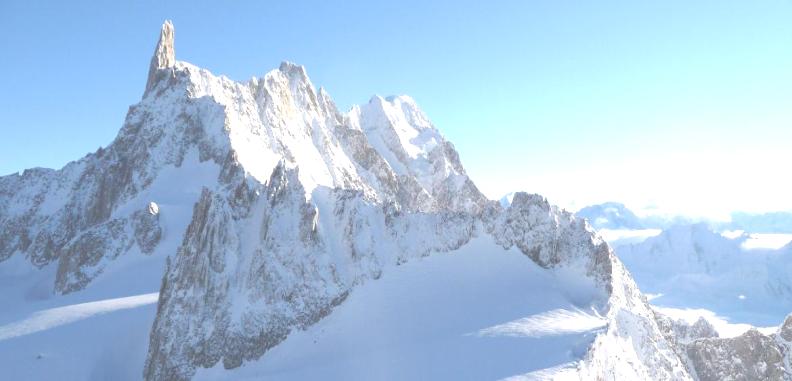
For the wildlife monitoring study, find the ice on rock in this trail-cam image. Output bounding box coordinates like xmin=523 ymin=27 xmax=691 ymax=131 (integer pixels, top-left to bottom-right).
xmin=148 ymin=202 xmax=159 ymax=215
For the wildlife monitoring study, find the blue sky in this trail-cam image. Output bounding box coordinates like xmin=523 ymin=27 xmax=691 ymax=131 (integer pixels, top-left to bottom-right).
xmin=2 ymin=1 xmax=792 ymax=217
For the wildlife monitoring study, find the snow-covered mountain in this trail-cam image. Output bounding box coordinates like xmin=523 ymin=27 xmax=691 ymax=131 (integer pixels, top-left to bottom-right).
xmin=616 ymin=223 xmax=792 ymax=326
xmin=1 ymin=21 xmax=788 ymax=380
xmin=576 ymin=202 xmax=648 ymax=230
xmin=577 ymin=202 xmax=792 ymax=235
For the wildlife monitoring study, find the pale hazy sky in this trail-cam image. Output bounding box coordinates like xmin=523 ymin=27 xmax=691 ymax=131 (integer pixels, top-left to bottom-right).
xmin=2 ymin=1 xmax=791 ymax=219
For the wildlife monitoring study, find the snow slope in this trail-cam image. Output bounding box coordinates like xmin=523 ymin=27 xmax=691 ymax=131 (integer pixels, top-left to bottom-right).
xmin=0 ymin=246 xmax=165 ymax=380
xmin=193 ymin=237 xmax=605 ymax=380
xmin=0 ymin=213 xmax=172 ymax=381
xmin=0 ymin=296 xmax=157 ymax=381
xmin=0 ymin=292 xmax=157 ymax=341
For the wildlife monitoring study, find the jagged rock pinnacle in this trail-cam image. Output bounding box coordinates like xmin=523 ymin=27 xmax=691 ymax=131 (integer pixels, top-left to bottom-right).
xmin=145 ymin=20 xmax=175 ymax=93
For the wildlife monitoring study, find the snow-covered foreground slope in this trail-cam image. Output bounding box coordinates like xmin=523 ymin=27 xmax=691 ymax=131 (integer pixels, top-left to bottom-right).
xmin=0 ymin=247 xmax=167 ymax=380
xmin=0 ymin=292 xmax=157 ymax=342
xmin=0 ymin=294 xmax=157 ymax=380
xmin=193 ymin=237 xmax=605 ymax=380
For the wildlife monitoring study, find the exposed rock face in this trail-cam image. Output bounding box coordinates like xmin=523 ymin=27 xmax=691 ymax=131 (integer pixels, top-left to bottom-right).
xmin=653 ymin=312 xmax=719 ymax=378
xmin=656 ymin=314 xmax=719 ymax=346
xmin=687 ymin=329 xmax=785 ymax=381
xmin=54 ymin=217 xmax=132 ymax=293
xmin=779 ymin=314 xmax=792 ymax=342
xmin=485 ymin=193 xmax=613 ymax=290
xmin=651 ymin=311 xmax=792 ymax=381
xmin=146 ymin=20 xmax=175 ymax=94
xmin=134 ymin=202 xmax=163 ymax=254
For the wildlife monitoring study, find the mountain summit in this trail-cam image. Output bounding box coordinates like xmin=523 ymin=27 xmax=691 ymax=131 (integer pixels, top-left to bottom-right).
xmin=146 ymin=19 xmax=175 ymax=93
xmin=4 ymin=21 xmax=783 ymax=380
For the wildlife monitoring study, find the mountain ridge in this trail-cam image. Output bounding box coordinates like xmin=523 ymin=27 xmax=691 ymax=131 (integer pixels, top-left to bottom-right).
xmin=1 ymin=21 xmax=771 ymax=380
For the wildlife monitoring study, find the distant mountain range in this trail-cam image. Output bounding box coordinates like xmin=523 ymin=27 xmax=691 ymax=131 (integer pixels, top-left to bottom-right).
xmin=576 ymin=202 xmax=655 ymax=230
xmin=576 ymin=201 xmax=792 ymax=233
xmin=576 ymin=202 xmax=792 ymax=325
xmin=617 ymin=223 xmax=792 ymax=326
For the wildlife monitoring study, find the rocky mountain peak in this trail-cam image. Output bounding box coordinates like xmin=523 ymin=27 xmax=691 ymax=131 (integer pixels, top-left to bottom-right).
xmin=278 ymin=61 xmax=309 ymax=79
xmin=779 ymin=313 xmax=792 ymax=341
xmin=145 ymin=20 xmax=176 ymax=93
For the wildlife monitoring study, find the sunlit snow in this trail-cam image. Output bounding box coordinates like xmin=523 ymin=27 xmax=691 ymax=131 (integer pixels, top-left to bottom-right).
xmin=0 ymin=293 xmax=158 ymax=341
xmin=740 ymin=233 xmax=792 ymax=250
xmin=194 ymin=236 xmax=606 ymax=380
